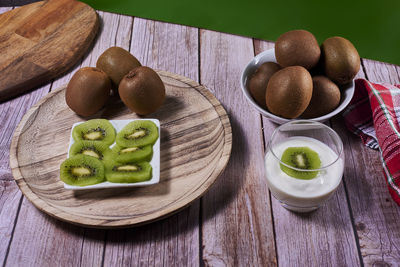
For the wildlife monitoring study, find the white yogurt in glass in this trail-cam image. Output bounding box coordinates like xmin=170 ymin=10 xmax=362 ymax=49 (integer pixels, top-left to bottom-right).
xmin=265 ymin=136 xmax=344 ymax=212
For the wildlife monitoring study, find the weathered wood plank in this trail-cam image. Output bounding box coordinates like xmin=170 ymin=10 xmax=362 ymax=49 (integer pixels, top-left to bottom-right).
xmin=333 ymin=58 xmax=400 ymax=266
xmin=106 ymin=206 xmax=199 ymax=266
xmin=5 ymin=201 xmax=86 ymax=266
xmin=103 ymin=17 xmax=200 ymax=266
xmin=0 ymin=7 xmax=17 ymax=264
xmin=362 ymin=59 xmax=400 ymax=84
xmin=0 ymin=7 xmax=55 ymax=262
xmin=4 ymin=11 xmax=126 ymax=266
xmin=0 ymin=80 xmax=51 ymax=265
xmin=254 ymin=40 xmax=361 ymax=267
xmin=200 ymin=33 xmax=276 ymax=266
xmin=129 ymin=18 xmax=198 ymax=81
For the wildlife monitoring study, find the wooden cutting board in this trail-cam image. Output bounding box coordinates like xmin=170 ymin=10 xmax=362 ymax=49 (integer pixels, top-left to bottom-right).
xmin=0 ymin=0 xmax=99 ymax=102
xmin=9 ymin=71 xmax=232 ymax=228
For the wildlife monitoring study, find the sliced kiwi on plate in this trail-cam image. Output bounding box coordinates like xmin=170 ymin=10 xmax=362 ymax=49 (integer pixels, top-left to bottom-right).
xmin=105 ymin=160 xmax=152 ymax=183
xmin=116 ymin=120 xmax=158 ymax=147
xmin=60 ymin=154 xmax=105 ymax=186
xmin=69 ymin=140 xmax=110 ymax=160
xmin=72 ymin=119 xmax=116 ymax=146
xmin=280 ymin=146 xmax=321 ymax=180
xmin=112 ymin=144 xmax=153 ymax=163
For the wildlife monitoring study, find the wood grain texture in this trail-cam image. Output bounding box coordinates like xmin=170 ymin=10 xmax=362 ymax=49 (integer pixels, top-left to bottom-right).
xmin=104 ymin=17 xmax=202 ymax=267
xmin=254 ymin=40 xmax=361 ymax=267
xmin=5 ymin=200 xmax=87 ymax=267
xmin=0 ymin=77 xmax=52 ymax=267
xmin=200 ymin=33 xmax=276 ymax=266
xmin=9 ymin=71 xmax=231 ymax=228
xmin=0 ymin=7 xmax=56 ymax=262
xmin=332 ymin=59 xmax=400 ymax=266
xmin=4 ymin=11 xmax=124 ymax=266
xmin=0 ymin=0 xmax=98 ymax=101
xmin=3 ymin=2 xmax=400 ymax=266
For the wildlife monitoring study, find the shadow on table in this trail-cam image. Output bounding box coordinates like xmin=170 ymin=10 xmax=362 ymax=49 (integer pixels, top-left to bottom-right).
xmin=282 ymin=183 xmax=357 ymax=229
xmin=198 ymin=113 xmax=249 ymax=221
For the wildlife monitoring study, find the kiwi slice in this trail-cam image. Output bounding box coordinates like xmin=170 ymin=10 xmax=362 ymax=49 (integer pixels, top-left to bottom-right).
xmin=116 ymin=120 xmax=158 ymax=147
xmin=60 ymin=154 xmax=105 ymax=186
xmin=280 ymin=146 xmax=321 ymax=180
xmin=112 ymin=144 xmax=153 ymax=163
xmin=105 ymin=160 xmax=152 ymax=183
xmin=72 ymin=119 xmax=116 ymax=146
xmin=69 ymin=140 xmax=110 ymax=160
xmin=102 ymin=147 xmax=116 ymax=162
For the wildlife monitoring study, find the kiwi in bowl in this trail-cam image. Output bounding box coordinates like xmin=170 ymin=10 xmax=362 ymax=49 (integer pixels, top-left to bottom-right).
xmin=240 ymin=48 xmax=356 ymax=125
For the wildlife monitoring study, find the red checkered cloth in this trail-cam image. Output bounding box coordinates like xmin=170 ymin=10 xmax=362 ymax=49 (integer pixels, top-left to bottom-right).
xmin=343 ymin=79 xmax=400 ymax=206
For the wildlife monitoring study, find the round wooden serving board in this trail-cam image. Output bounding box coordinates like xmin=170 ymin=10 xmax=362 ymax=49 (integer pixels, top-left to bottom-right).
xmin=9 ymin=71 xmax=232 ymax=228
xmin=0 ymin=0 xmax=99 ymax=101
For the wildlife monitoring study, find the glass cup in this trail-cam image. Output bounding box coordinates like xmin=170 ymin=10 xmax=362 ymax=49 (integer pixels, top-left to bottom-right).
xmin=265 ymin=120 xmax=344 ymax=212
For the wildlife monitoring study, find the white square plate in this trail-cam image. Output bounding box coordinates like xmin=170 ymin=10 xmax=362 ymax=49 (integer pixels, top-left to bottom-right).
xmin=63 ymin=119 xmax=160 ymax=190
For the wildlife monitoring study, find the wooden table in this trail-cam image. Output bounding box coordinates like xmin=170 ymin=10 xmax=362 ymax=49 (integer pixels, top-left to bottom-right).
xmin=1 ymin=4 xmax=400 ymax=267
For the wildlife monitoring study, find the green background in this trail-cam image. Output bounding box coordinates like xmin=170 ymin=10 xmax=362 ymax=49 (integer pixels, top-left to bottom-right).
xmin=81 ymin=0 xmax=400 ymax=66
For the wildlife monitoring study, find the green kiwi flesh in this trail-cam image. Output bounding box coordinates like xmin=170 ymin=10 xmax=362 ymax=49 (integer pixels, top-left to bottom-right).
xmin=112 ymin=144 xmax=153 ymax=163
xmin=116 ymin=120 xmax=158 ymax=147
xmin=72 ymin=119 xmax=116 ymax=146
xmin=69 ymin=140 xmax=110 ymax=160
xmin=105 ymin=160 xmax=152 ymax=183
xmin=280 ymin=146 xmax=321 ymax=180
xmin=60 ymin=154 xmax=105 ymax=186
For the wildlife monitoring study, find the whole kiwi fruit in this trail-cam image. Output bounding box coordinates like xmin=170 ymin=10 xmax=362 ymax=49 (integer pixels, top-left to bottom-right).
xmin=248 ymin=62 xmax=281 ymax=108
xmin=321 ymin=36 xmax=360 ymax=85
xmin=301 ymin=76 xmax=341 ymax=118
xmin=66 ymin=67 xmax=111 ymax=117
xmin=275 ymin=30 xmax=320 ymax=70
xmin=96 ymin=46 xmax=141 ymax=89
xmin=266 ymin=66 xmax=313 ymax=119
xmin=118 ymin=66 xmax=166 ymax=115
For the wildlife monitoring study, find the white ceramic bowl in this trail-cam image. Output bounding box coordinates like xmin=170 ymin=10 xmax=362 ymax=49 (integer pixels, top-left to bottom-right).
xmin=240 ymin=48 xmax=355 ymax=124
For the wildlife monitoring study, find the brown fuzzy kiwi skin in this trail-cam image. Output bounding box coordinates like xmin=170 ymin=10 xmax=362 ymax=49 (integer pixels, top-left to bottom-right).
xmin=96 ymin=47 xmax=141 ymax=90
xmin=118 ymin=66 xmax=166 ymax=115
xmin=275 ymin=30 xmax=321 ymax=70
xmin=248 ymin=62 xmax=281 ymax=109
xmin=65 ymin=67 xmax=111 ymax=117
xmin=321 ymin=37 xmax=360 ymax=85
xmin=301 ymin=76 xmax=341 ymax=118
xmin=266 ymin=66 xmax=313 ymax=119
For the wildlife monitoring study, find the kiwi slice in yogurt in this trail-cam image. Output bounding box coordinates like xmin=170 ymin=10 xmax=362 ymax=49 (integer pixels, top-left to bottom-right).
xmin=280 ymin=146 xmax=321 ymax=180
